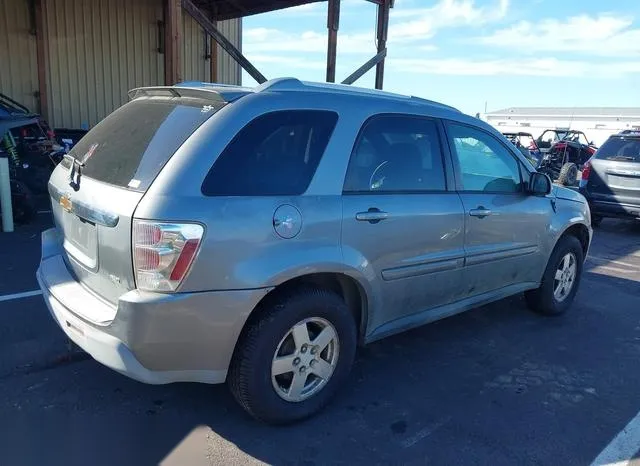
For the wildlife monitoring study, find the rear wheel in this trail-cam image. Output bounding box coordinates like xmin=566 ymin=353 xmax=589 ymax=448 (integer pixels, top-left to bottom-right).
xmin=228 ymin=287 xmax=357 ymax=424
xmin=10 ymin=180 xmax=35 ymax=225
xmin=525 ymin=235 xmax=584 ymax=316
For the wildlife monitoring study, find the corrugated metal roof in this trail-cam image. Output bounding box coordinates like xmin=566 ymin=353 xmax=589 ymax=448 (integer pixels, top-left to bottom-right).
xmin=195 ymin=0 xmax=324 ymax=20
xmin=488 ymin=107 xmax=640 ymax=117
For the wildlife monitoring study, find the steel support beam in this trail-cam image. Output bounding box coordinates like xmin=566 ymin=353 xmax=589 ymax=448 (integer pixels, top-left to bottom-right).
xmin=183 ymin=0 xmax=267 ymax=84
xmin=374 ymin=0 xmax=390 ymax=90
xmin=326 ymin=0 xmax=340 ymax=83
xmin=341 ymin=49 xmax=387 ymax=85
xmin=208 ymin=23 xmax=219 ymax=82
xmin=164 ymin=0 xmax=182 ymax=85
xmin=34 ymin=0 xmax=48 ymax=120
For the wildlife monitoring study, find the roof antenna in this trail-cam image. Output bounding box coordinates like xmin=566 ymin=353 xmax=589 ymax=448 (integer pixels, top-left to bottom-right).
xmin=560 ymin=106 xmax=576 ymax=167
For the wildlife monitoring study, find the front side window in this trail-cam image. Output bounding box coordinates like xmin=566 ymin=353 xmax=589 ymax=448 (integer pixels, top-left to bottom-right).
xmin=202 ymin=110 xmax=338 ymax=196
xmin=448 ymin=123 xmax=523 ymax=193
xmin=343 ymin=115 xmax=446 ymax=193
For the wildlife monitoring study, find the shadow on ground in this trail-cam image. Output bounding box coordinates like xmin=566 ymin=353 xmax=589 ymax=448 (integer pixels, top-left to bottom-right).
xmin=1 ymin=220 xmax=639 ymax=466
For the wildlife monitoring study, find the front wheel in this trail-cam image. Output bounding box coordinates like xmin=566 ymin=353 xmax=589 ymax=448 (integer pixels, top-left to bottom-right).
xmin=228 ymin=287 xmax=357 ymax=424
xmin=525 ymin=235 xmax=584 ymax=316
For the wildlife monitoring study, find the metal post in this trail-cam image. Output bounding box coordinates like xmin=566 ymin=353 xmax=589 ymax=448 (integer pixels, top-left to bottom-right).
xmin=341 ymin=49 xmax=387 ymax=85
xmin=0 ymin=156 xmax=13 ymax=233
xmin=183 ymin=0 xmax=267 ymax=84
xmin=164 ymin=0 xmax=182 ymax=85
xmin=375 ymin=0 xmax=390 ymax=90
xmin=326 ymin=0 xmax=340 ymax=83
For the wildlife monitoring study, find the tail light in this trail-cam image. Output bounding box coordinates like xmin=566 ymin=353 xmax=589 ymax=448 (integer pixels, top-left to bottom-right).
xmin=581 ymin=159 xmax=592 ymax=181
xmin=133 ymin=220 xmax=204 ymax=292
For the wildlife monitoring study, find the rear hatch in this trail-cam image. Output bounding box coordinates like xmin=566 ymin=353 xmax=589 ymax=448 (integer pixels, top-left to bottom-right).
xmin=585 ymin=134 xmax=640 ymax=207
xmin=48 ymin=90 xmax=224 ymax=306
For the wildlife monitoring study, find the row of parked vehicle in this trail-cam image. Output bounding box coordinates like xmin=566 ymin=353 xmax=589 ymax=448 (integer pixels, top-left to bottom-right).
xmin=502 ymin=128 xmax=640 ymax=226
xmin=0 ymin=93 xmax=86 ymax=225
xmin=502 ymin=129 xmax=597 ymax=186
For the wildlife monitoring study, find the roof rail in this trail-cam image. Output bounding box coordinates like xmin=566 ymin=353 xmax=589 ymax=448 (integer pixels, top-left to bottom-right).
xmin=254 ymin=77 xmax=461 ymax=112
xmin=254 ymin=77 xmax=305 ymax=92
xmin=175 ymin=81 xmax=251 ymax=90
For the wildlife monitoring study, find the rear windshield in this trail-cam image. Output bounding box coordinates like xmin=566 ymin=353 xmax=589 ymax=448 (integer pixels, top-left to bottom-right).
xmin=63 ymin=97 xmax=223 ymax=190
xmin=202 ymin=110 xmax=338 ymax=196
xmin=595 ymin=136 xmax=640 ymax=162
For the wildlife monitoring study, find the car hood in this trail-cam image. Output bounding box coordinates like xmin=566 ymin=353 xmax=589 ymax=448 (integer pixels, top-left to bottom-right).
xmin=552 ymin=185 xmax=585 ymax=203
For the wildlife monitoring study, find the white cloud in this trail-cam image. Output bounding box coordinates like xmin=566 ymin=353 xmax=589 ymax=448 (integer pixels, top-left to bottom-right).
xmin=390 ymin=0 xmax=509 ymax=41
xmin=244 ymin=28 xmax=378 ymax=54
xmin=244 ymin=0 xmax=509 ymax=55
xmin=478 ymin=14 xmax=640 ymax=56
xmin=388 ymin=57 xmax=640 ymax=77
xmin=245 ymin=54 xmax=327 ymax=70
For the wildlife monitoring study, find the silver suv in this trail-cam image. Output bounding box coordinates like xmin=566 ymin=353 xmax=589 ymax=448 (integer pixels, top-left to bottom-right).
xmin=37 ymin=78 xmax=592 ymax=424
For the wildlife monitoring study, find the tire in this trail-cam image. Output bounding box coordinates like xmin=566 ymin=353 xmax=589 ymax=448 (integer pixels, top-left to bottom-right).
xmin=591 ymin=215 xmax=603 ymax=227
xmin=525 ymin=235 xmax=584 ymax=316
xmin=557 ymin=162 xmax=578 ymax=186
xmin=10 ymin=180 xmax=35 ymax=225
xmin=228 ymin=287 xmax=357 ymax=425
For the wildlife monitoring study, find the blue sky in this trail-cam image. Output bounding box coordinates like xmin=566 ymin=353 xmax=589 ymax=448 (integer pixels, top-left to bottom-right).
xmin=241 ymin=0 xmax=640 ymax=115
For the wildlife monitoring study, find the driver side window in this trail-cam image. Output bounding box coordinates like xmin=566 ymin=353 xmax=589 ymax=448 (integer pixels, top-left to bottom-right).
xmin=343 ymin=115 xmax=446 ymax=193
xmin=448 ymin=123 xmax=524 ymax=193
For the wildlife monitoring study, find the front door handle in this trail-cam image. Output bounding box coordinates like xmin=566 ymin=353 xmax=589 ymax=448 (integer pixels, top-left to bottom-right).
xmin=356 ymin=208 xmax=389 ymax=224
xmin=469 ymin=207 xmax=492 ymax=218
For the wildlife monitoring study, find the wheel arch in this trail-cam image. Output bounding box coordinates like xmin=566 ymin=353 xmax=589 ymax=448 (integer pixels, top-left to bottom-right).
xmin=238 ymin=272 xmax=370 ymax=350
xmin=557 ymin=222 xmax=590 ymax=259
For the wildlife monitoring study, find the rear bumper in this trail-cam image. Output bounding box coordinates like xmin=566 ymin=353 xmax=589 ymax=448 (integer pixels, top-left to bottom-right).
xmin=580 ymin=191 xmax=640 ymax=219
xmin=37 ymin=228 xmax=271 ymax=385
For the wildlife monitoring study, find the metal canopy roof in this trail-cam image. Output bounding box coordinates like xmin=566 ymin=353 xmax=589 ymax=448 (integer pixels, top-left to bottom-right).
xmin=194 ymin=0 xmax=324 ymax=20
xmin=185 ymin=0 xmax=393 ymax=89
xmin=198 ymin=0 xmax=387 ymax=20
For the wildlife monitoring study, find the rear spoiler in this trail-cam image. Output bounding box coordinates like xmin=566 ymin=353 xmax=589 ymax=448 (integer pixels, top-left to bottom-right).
xmin=127 ymin=85 xmax=251 ymax=103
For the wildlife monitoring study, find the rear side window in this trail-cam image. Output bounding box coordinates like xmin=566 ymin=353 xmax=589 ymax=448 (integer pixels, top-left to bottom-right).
xmin=343 ymin=115 xmax=447 ymax=193
xmin=202 ymin=110 xmax=338 ymax=196
xmin=63 ymin=97 xmax=222 ymax=191
xmin=595 ymin=136 xmax=640 ymax=162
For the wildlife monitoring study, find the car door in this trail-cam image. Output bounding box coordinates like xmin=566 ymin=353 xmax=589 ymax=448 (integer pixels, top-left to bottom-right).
xmin=341 ymin=114 xmax=466 ymax=333
xmin=444 ymin=121 xmax=551 ymax=298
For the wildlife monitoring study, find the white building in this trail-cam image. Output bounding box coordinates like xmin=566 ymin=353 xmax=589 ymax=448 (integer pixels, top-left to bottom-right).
xmin=482 ymin=107 xmax=640 ymax=146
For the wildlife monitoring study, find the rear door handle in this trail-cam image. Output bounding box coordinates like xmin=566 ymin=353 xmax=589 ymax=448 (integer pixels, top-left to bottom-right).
xmin=469 ymin=207 xmax=492 ymax=218
xmin=356 ymin=209 xmax=389 ymax=224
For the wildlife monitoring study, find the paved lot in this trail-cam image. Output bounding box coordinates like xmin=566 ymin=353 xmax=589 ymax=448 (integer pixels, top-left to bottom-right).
xmin=1 ymin=214 xmax=640 ymax=466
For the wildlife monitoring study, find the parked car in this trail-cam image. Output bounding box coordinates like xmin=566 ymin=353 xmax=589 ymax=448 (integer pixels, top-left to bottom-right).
xmin=579 ymin=130 xmax=640 ymax=226
xmin=0 ymin=92 xmax=55 ymax=143
xmin=37 ymin=78 xmax=592 ymax=424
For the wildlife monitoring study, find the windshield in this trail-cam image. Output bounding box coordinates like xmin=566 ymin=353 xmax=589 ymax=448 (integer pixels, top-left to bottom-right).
xmin=595 ymin=137 xmax=640 ymax=162
xmin=62 ymin=97 xmax=223 ymax=191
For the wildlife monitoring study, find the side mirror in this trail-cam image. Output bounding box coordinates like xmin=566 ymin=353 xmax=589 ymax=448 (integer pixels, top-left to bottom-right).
xmin=529 ymin=172 xmax=552 ymax=196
